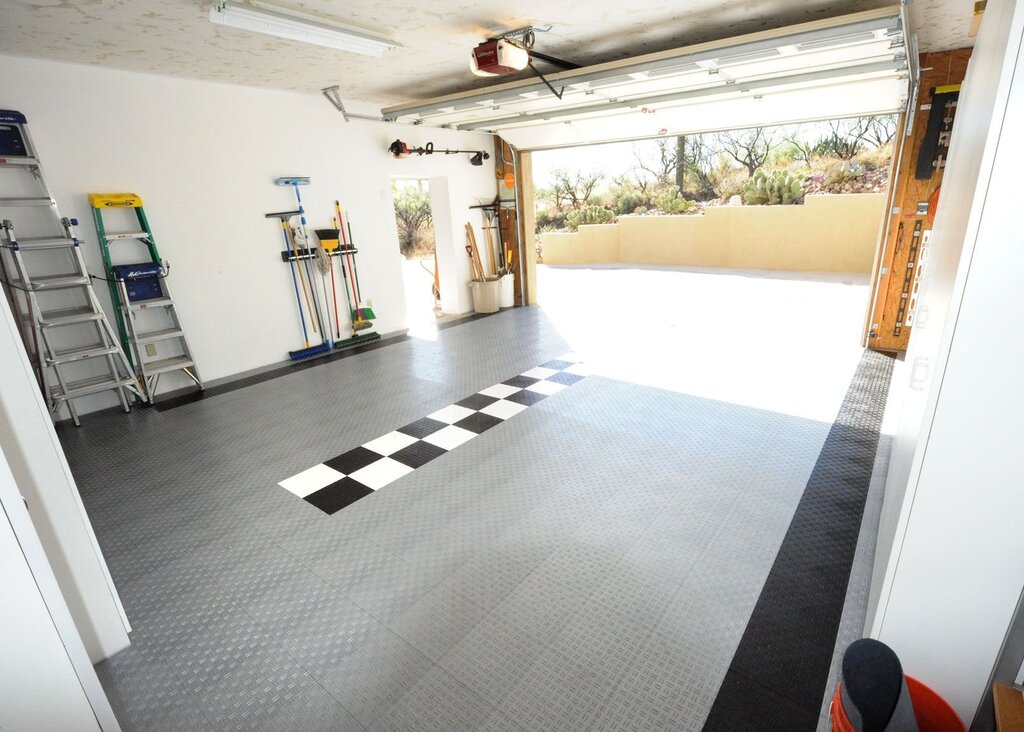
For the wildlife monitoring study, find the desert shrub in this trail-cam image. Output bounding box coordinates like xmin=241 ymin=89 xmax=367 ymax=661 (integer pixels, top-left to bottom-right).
xmin=633 ymin=206 xmax=648 ymax=215
xmin=565 ymin=205 xmax=614 ymax=229
xmin=742 ymin=169 xmax=805 ymax=205
xmin=609 ymin=187 xmax=647 ymax=215
xmin=536 ymin=208 xmax=567 ymax=230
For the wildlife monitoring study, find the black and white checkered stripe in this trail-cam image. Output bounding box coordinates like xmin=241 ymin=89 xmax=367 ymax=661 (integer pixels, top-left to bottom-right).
xmin=279 ymin=354 xmax=588 ymax=514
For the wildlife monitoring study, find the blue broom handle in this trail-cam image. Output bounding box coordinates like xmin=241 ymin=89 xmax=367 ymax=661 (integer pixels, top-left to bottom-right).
xmin=281 ymin=223 xmax=309 ymax=344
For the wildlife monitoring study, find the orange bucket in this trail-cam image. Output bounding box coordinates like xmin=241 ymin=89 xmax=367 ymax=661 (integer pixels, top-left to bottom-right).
xmin=830 ymin=676 xmax=966 ymax=732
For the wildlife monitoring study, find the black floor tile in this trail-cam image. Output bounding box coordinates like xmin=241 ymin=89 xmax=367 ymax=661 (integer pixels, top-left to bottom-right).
xmin=397 ymin=417 xmax=448 ymax=439
xmin=457 ymin=393 xmax=500 ymax=410
xmin=390 ymin=440 xmax=448 ymax=469
xmin=454 ymin=412 xmax=504 ymax=434
xmin=503 ymin=375 xmax=539 ymax=388
xmin=505 ymin=389 xmax=547 ymax=406
xmin=325 ymin=446 xmax=384 ymax=475
xmin=305 ymin=478 xmax=374 ymax=514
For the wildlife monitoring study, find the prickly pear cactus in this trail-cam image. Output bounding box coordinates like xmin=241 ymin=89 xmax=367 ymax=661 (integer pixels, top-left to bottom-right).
xmin=566 ymin=205 xmax=615 ymax=229
xmin=742 ymin=169 xmax=805 ymax=205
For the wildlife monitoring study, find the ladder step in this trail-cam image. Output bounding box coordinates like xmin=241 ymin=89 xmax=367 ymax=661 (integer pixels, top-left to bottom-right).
xmin=14 ymin=236 xmax=75 ymax=251
xmin=29 ymin=273 xmax=90 ymax=290
xmin=142 ymin=355 xmax=194 ymax=376
xmin=0 ymin=196 xmax=54 ymax=207
xmin=104 ymin=231 xmax=150 ymax=240
xmin=128 ymin=297 xmax=173 ymax=310
xmin=39 ymin=306 xmax=104 ymax=327
xmin=47 ymin=344 xmax=120 ymax=365
xmin=0 ymin=156 xmax=40 ymax=167
xmin=51 ymin=374 xmax=137 ymax=401
xmin=136 ymin=328 xmax=184 ymax=345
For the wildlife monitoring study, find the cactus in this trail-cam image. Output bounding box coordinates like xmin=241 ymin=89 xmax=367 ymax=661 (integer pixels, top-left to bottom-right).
xmin=565 ymin=205 xmax=615 ymax=229
xmin=742 ymin=169 xmax=805 ymax=205
xmin=652 ymin=193 xmax=696 ymax=214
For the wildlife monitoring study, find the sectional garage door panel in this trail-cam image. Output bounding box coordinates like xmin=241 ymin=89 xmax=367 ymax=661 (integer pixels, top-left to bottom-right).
xmin=381 ymin=7 xmax=911 ymax=150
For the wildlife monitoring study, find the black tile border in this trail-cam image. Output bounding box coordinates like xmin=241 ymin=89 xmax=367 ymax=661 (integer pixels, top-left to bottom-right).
xmin=152 ymin=309 xmax=506 ymax=412
xmin=701 ymin=349 xmax=894 ymax=731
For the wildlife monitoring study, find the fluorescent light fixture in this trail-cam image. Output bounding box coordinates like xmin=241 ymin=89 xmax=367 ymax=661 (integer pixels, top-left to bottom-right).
xmin=209 ymin=1 xmax=400 ymax=57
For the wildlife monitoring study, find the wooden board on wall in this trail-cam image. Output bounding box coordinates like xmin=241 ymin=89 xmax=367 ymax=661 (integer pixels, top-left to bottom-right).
xmin=865 ymin=48 xmax=972 ymax=353
xmin=493 ymin=136 xmax=526 ymax=307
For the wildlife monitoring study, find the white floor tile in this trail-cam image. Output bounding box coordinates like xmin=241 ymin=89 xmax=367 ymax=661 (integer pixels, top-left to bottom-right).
xmin=480 ymin=399 xmax=529 ymax=420
xmin=423 ymin=425 xmax=477 ymax=451
xmin=479 ymin=383 xmax=522 ymax=399
xmin=526 ymin=380 xmax=567 ymax=396
xmin=521 ymin=366 xmax=558 ymax=379
xmin=363 ymin=430 xmax=419 ymax=456
xmin=279 ymin=464 xmax=345 ymax=498
xmin=563 ymin=362 xmax=590 ymax=376
xmin=348 ymin=457 xmax=414 ymax=491
xmin=427 ymin=404 xmax=477 ymax=424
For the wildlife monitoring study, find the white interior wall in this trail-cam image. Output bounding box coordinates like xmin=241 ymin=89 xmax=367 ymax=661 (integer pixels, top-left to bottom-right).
xmin=869 ymin=2 xmax=1024 ymax=723
xmin=0 ymin=54 xmax=496 ymax=415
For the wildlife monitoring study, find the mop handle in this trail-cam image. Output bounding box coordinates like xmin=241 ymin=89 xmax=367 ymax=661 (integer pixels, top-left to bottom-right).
xmin=336 ymin=202 xmax=360 ymax=305
xmin=346 ymin=219 xmax=363 ymax=304
xmin=280 ymin=220 xmax=309 ymax=346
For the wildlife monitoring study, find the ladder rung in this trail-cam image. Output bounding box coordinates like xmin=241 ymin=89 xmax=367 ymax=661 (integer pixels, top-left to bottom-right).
xmin=51 ymin=374 xmax=137 ymax=401
xmin=0 ymin=196 xmax=54 ymax=207
xmin=136 ymin=328 xmax=184 ymax=345
xmin=0 ymin=156 xmax=40 ymax=167
xmin=48 ymin=344 xmax=120 ymax=364
xmin=29 ymin=274 xmax=90 ymax=290
xmin=128 ymin=297 xmax=173 ymax=310
xmin=105 ymin=231 xmax=150 ymax=240
xmin=142 ymin=355 xmax=194 ymax=376
xmin=15 ymin=236 xmax=75 ymax=250
xmin=39 ymin=306 xmax=104 ymax=327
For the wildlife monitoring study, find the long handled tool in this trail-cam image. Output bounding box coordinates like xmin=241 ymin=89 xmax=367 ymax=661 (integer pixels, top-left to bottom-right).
xmin=315 ymin=227 xmax=344 ymax=340
xmin=266 ymin=210 xmax=330 ymax=360
xmin=277 ymin=177 xmax=328 ymax=341
xmin=334 ymin=201 xmax=375 ymax=331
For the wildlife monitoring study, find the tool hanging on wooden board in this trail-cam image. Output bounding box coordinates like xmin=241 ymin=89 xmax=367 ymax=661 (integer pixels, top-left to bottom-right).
xmin=464 ymin=223 xmax=486 ymax=280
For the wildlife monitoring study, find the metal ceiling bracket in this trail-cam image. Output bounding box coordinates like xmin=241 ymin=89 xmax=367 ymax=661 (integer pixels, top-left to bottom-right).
xmin=527 ymin=62 xmax=566 ymax=100
xmin=321 ymin=86 xmax=386 ymax=123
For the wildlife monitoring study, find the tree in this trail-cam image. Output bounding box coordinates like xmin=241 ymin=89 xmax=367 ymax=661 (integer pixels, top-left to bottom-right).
xmin=864 ymin=115 xmax=898 ymax=147
xmin=392 ymin=184 xmax=432 ymax=256
xmin=814 ymin=118 xmax=872 ymax=159
xmin=635 ymin=138 xmax=680 ymax=185
xmin=682 ymin=135 xmax=720 ymax=198
xmin=782 ymin=126 xmax=815 ymax=164
xmin=718 ymin=127 xmax=776 ymax=177
xmin=549 ymin=168 xmax=603 ymax=210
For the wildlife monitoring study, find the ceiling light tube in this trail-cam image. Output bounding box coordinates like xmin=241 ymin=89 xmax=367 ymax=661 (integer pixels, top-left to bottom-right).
xmin=209 ymin=1 xmax=400 ymax=57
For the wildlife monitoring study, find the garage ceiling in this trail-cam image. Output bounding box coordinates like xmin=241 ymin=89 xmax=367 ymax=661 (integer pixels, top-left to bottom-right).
xmin=0 ymin=1 xmax=974 ymax=104
xmin=383 ymin=8 xmax=912 ymax=150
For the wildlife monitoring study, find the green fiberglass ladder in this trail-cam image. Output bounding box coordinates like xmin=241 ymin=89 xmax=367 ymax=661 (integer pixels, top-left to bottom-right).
xmin=90 ymin=193 xmax=202 ymax=402
xmin=0 ymin=110 xmax=143 ymax=425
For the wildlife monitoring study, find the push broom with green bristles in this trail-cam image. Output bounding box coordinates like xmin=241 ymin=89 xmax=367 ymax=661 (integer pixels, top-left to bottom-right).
xmin=335 ymin=200 xmax=375 ymax=330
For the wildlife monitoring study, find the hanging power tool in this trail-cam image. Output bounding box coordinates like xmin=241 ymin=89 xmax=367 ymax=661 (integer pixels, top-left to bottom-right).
xmin=388 ymin=140 xmax=490 ymax=166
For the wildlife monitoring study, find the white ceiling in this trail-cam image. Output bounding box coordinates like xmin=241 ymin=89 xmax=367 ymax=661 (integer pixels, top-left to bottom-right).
xmin=0 ymin=1 xmax=974 ymax=106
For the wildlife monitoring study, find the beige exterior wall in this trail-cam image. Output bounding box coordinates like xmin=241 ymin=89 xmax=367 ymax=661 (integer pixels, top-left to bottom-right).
xmin=540 ymin=194 xmax=886 ymax=273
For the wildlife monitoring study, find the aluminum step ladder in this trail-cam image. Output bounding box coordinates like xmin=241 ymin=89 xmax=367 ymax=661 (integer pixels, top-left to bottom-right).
xmin=90 ymin=193 xmax=202 ymax=402
xmin=0 ymin=110 xmax=143 ymax=425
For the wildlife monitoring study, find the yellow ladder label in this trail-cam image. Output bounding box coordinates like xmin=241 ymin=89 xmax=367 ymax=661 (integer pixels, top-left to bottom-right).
xmin=89 ymin=192 xmax=143 ymax=208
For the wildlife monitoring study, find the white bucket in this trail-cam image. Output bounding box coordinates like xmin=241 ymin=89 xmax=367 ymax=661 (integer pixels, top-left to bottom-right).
xmin=470 ymin=278 xmax=502 ymax=313
xmin=499 ymin=273 xmax=515 ymax=308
